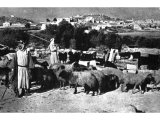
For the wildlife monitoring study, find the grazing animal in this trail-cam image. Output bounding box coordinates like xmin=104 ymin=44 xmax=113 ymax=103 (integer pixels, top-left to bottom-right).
xmin=107 ymin=74 xmax=120 ymax=91
xmin=31 ymin=60 xmax=56 ymax=90
xmin=72 ymin=61 xmax=89 ymax=71
xmin=68 ymin=51 xmax=74 ymax=63
xmin=32 ymin=56 xmax=49 ymax=69
xmin=50 ymin=63 xmax=99 ymax=94
xmin=31 ymin=61 xmax=49 ymax=85
xmin=68 ymin=51 xmax=81 ymax=64
xmin=90 ymin=70 xmax=107 ymax=94
xmin=91 ymin=71 xmax=119 ymax=94
xmin=55 ymin=65 xmax=71 ymax=90
xmin=147 ymin=73 xmax=160 ymax=91
xmin=100 ymin=67 xmax=123 ymax=83
xmin=49 ymin=63 xmax=73 ymax=72
xmin=121 ymin=73 xmax=155 ymax=94
xmin=0 ymin=67 xmax=11 ymax=86
xmin=41 ymin=69 xmax=57 ymax=90
xmin=69 ymin=71 xmax=99 ymax=96
xmin=31 ymin=67 xmax=43 ymax=85
xmin=59 ymin=52 xmax=67 ymax=64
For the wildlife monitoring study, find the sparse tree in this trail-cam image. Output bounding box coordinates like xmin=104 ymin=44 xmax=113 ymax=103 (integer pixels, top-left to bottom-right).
xmin=46 ymin=18 xmax=50 ymax=22
xmin=0 ymin=29 xmax=30 ymax=48
xmin=74 ymin=26 xmax=89 ymax=50
xmin=25 ymin=22 xmax=31 ymax=28
xmin=45 ymin=24 xmax=57 ymax=35
xmin=104 ymin=33 xmax=118 ymax=49
xmin=55 ymin=20 xmax=74 ymax=48
xmin=53 ymin=18 xmax=57 ymax=21
xmin=88 ymin=29 xmax=99 ymax=47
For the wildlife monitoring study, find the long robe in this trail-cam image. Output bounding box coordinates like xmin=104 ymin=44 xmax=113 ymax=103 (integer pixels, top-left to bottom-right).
xmin=108 ymin=49 xmax=115 ymax=62
xmin=49 ymin=41 xmax=59 ymax=64
xmin=16 ymin=49 xmax=34 ymax=89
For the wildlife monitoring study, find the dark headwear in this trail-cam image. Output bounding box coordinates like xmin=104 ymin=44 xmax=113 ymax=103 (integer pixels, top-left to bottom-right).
xmin=17 ymin=40 xmax=27 ymax=45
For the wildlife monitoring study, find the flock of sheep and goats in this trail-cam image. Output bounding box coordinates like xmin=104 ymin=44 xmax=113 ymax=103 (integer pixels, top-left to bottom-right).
xmin=1 ymin=48 xmax=160 ymax=100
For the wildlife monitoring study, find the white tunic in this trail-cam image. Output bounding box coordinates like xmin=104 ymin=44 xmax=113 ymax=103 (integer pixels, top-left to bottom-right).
xmin=108 ymin=49 xmax=115 ymax=62
xmin=49 ymin=41 xmax=59 ymax=64
xmin=17 ymin=49 xmax=34 ymax=89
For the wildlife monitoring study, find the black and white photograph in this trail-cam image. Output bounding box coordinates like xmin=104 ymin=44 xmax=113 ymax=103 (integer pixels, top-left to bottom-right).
xmin=0 ymin=0 xmax=160 ymax=117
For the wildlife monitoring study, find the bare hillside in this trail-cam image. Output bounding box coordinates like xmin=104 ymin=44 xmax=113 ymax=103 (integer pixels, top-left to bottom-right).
xmin=0 ymin=8 xmax=160 ymax=22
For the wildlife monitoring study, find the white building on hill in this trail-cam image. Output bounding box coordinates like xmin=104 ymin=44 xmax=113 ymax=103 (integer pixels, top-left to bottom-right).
xmin=133 ymin=24 xmax=142 ymax=31
xmin=51 ymin=18 xmax=63 ymax=25
xmin=41 ymin=23 xmax=47 ymax=30
xmin=85 ymin=16 xmax=94 ymax=23
xmin=3 ymin=22 xmax=10 ymax=27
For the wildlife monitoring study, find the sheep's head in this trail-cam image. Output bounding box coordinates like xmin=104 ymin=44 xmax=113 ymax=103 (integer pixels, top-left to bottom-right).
xmin=145 ymin=74 xmax=156 ymax=84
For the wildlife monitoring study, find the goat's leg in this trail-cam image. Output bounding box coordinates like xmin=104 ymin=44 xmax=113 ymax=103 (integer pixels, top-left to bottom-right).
xmin=132 ymin=85 xmax=136 ymax=94
xmin=74 ymin=87 xmax=77 ymax=94
xmin=145 ymin=86 xmax=148 ymax=92
xmin=121 ymin=84 xmax=127 ymax=92
xmin=115 ymin=81 xmax=118 ymax=89
xmin=96 ymin=89 xmax=99 ymax=95
xmin=60 ymin=81 xmax=62 ymax=90
xmin=62 ymin=82 xmax=65 ymax=90
xmin=86 ymin=90 xmax=89 ymax=94
xmin=73 ymin=84 xmax=77 ymax=94
xmin=139 ymin=85 xmax=144 ymax=94
xmin=92 ymin=91 xmax=95 ymax=96
xmin=151 ymin=84 xmax=155 ymax=92
xmin=120 ymin=84 xmax=124 ymax=92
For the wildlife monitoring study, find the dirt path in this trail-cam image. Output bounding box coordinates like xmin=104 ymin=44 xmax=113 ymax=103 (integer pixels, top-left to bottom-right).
xmin=1 ymin=84 xmax=160 ymax=113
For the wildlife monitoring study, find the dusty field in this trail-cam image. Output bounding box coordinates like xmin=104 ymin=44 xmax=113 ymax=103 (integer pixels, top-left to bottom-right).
xmin=1 ymin=83 xmax=160 ymax=113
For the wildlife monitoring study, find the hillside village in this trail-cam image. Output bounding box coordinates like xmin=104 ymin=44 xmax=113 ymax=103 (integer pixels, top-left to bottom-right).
xmin=40 ymin=14 xmax=160 ymax=32
xmin=1 ymin=14 xmax=160 ymax=32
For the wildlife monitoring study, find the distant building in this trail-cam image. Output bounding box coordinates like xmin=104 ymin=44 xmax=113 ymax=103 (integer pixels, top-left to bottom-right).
xmin=41 ymin=23 xmax=47 ymax=30
xmin=10 ymin=15 xmax=14 ymax=18
xmin=97 ymin=24 xmax=109 ymax=29
xmin=85 ymin=16 xmax=94 ymax=23
xmin=63 ymin=17 xmax=71 ymax=22
xmin=145 ymin=19 xmax=154 ymax=24
xmin=51 ymin=18 xmax=63 ymax=25
xmin=11 ymin=22 xmax=25 ymax=27
xmin=70 ymin=22 xmax=76 ymax=26
xmin=133 ymin=24 xmax=142 ymax=31
xmin=3 ymin=22 xmax=10 ymax=27
xmin=125 ymin=19 xmax=134 ymax=24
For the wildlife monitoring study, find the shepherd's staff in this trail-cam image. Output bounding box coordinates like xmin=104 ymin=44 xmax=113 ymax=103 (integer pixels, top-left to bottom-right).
xmin=28 ymin=33 xmax=50 ymax=43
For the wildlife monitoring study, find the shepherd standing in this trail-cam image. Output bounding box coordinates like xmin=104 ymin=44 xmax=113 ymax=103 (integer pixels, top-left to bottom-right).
xmin=49 ymin=38 xmax=59 ymax=65
xmin=16 ymin=40 xmax=34 ymax=97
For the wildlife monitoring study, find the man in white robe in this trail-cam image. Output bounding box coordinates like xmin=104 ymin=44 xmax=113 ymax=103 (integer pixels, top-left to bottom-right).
xmin=16 ymin=40 xmax=34 ymax=97
xmin=49 ymin=38 xmax=59 ymax=65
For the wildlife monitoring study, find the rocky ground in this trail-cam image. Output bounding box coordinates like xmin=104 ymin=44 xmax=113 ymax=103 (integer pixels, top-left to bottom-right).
xmin=1 ymin=83 xmax=160 ymax=113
